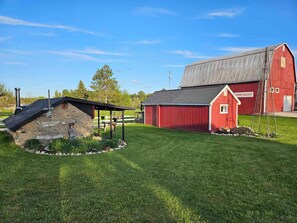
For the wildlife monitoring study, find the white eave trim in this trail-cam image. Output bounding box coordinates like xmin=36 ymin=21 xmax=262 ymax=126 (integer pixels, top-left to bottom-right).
xmin=209 ymin=85 xmax=241 ymax=105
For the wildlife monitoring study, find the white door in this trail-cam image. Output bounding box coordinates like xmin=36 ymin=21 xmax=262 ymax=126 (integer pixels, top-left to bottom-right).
xmin=283 ymin=95 xmax=292 ymax=111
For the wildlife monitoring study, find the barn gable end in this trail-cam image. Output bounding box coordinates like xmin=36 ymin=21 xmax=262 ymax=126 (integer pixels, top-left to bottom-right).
xmin=180 ymin=43 xmax=296 ymax=114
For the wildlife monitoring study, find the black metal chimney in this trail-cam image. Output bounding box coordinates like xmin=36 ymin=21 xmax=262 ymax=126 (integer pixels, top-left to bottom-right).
xmin=15 ymin=88 xmax=22 ymax=114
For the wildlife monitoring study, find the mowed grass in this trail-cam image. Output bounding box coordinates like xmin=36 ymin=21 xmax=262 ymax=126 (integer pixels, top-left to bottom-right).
xmin=0 ymin=117 xmax=297 ymax=222
xmin=239 ymin=115 xmax=297 ymax=145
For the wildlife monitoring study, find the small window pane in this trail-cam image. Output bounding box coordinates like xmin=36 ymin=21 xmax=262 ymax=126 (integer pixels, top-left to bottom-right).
xmin=220 ymin=105 xmax=228 ymax=114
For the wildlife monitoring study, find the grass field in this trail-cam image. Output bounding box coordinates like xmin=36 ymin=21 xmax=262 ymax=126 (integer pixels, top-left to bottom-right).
xmin=0 ymin=116 xmax=296 ymax=222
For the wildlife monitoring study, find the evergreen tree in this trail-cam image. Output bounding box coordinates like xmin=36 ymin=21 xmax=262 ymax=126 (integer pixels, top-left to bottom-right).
xmin=90 ymin=65 xmax=119 ymax=103
xmin=75 ymin=80 xmax=89 ymax=99
xmin=54 ymin=90 xmax=61 ymax=98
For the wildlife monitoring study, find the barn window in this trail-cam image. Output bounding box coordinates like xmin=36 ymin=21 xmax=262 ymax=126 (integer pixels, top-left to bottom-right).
xmin=270 ymin=87 xmax=274 ymax=93
xmin=281 ymin=57 xmax=286 ymax=68
xmin=275 ymin=88 xmax=280 ymax=93
xmin=220 ymin=104 xmax=228 ymax=114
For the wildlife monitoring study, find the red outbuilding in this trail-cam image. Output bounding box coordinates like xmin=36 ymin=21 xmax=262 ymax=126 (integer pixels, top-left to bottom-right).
xmin=180 ymin=43 xmax=296 ymax=114
xmin=143 ymin=85 xmax=241 ymax=132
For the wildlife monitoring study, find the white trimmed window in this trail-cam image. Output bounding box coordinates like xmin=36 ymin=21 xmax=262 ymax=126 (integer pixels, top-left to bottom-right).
xmin=281 ymin=57 xmax=286 ymax=68
xmin=270 ymin=87 xmax=274 ymax=93
xmin=220 ymin=104 xmax=228 ymax=114
xmin=275 ymin=88 xmax=280 ymax=93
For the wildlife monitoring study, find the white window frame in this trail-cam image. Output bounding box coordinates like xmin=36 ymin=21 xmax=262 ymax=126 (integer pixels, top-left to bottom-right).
xmin=270 ymin=87 xmax=274 ymax=93
xmin=275 ymin=88 xmax=280 ymax=93
xmin=281 ymin=56 xmax=286 ymax=68
xmin=220 ymin=104 xmax=228 ymax=114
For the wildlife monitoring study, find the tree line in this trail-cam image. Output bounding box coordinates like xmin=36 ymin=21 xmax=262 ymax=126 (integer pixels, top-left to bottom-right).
xmin=1 ymin=65 xmax=149 ymax=111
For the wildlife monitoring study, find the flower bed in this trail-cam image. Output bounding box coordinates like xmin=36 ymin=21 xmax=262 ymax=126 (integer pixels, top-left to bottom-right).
xmin=24 ymin=137 xmax=127 ymax=156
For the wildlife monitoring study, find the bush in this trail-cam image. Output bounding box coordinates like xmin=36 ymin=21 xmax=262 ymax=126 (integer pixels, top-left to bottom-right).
xmin=48 ymin=137 xmax=109 ymax=154
xmin=24 ymin=139 xmax=42 ymax=151
xmin=101 ymin=138 xmax=118 ymax=149
xmin=48 ymin=138 xmax=67 ymax=153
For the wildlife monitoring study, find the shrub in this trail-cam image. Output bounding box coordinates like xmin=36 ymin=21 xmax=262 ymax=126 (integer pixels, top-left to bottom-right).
xmin=48 ymin=138 xmax=67 ymax=153
xmin=48 ymin=137 xmax=105 ymax=154
xmin=24 ymin=139 xmax=42 ymax=151
xmin=101 ymin=138 xmax=118 ymax=149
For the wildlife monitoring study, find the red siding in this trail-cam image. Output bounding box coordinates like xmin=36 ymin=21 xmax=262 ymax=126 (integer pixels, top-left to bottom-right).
xmin=159 ymin=106 xmax=209 ymax=131
xmin=145 ymin=106 xmax=154 ymax=125
xmin=229 ymin=82 xmax=259 ymax=115
xmin=266 ymin=45 xmax=296 ymax=112
xmin=228 ymin=45 xmax=296 ymax=114
xmin=211 ymin=90 xmax=238 ymax=131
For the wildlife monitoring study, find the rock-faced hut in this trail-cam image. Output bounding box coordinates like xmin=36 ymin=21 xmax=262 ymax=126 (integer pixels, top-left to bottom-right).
xmin=4 ymin=91 xmax=133 ymax=146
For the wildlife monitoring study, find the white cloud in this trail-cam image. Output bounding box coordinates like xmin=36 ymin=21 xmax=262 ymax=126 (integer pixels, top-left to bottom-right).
xmin=2 ymin=61 xmax=28 ymax=66
xmin=4 ymin=49 xmax=34 ymax=55
xmin=162 ymin=64 xmax=185 ymax=68
xmin=218 ymin=47 xmax=258 ymax=53
xmin=131 ymin=80 xmax=139 ymax=84
xmin=200 ymin=8 xmax=245 ymax=19
xmin=0 ymin=36 xmax=12 ymax=42
xmin=291 ymin=48 xmax=297 ymax=56
xmin=30 ymin=32 xmax=57 ymax=37
xmin=44 ymin=50 xmax=107 ymax=62
xmin=134 ymin=7 xmax=178 ymax=16
xmin=127 ymin=39 xmax=161 ymax=45
xmin=44 ymin=50 xmax=127 ymax=63
xmin=78 ymin=48 xmax=128 ymax=56
xmin=0 ymin=15 xmax=100 ymax=36
xmin=169 ymin=50 xmax=210 ymax=59
xmin=213 ymin=33 xmax=239 ymax=38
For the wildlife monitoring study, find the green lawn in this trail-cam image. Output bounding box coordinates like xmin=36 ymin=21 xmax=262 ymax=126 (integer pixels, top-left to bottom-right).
xmin=0 ymin=116 xmax=297 ymax=222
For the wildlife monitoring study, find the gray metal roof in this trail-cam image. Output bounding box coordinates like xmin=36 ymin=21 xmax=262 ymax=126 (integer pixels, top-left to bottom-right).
xmin=180 ymin=43 xmax=284 ymax=87
xmin=3 ymin=97 xmax=134 ymax=131
xmin=142 ymin=85 xmax=227 ymax=106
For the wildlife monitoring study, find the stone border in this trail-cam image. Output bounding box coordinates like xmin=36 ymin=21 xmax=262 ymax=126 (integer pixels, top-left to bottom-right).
xmin=24 ymin=143 xmax=127 ymax=156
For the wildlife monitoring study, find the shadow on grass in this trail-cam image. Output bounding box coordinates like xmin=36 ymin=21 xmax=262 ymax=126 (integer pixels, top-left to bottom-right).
xmin=1 ymin=125 xmax=297 ymax=222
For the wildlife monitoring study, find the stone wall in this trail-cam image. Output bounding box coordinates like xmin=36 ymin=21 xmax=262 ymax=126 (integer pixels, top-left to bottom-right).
xmin=11 ymin=103 xmax=93 ymax=146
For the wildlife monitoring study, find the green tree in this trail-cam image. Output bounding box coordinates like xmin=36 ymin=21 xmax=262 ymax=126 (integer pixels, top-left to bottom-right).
xmin=54 ymin=90 xmax=62 ymax=98
xmin=0 ymin=83 xmax=12 ymax=97
xmin=75 ymin=80 xmax=89 ymax=99
xmin=0 ymin=83 xmax=13 ymax=110
xmin=62 ymin=89 xmax=70 ymax=97
xmin=90 ymin=65 xmax=119 ymax=103
xmin=137 ymin=91 xmax=147 ymax=101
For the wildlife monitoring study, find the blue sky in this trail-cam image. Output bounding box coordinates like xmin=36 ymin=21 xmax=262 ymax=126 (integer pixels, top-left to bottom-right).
xmin=0 ymin=0 xmax=296 ymax=97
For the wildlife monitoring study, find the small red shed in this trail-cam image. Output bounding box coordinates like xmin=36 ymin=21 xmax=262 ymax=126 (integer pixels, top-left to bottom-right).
xmin=143 ymin=85 xmax=241 ymax=132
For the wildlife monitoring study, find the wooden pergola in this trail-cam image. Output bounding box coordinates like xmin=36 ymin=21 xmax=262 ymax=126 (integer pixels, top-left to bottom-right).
xmin=94 ymin=103 xmax=134 ymax=141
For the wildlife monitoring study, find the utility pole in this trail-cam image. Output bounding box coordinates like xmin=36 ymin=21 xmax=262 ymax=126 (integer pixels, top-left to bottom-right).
xmin=168 ymin=71 xmax=172 ymax=90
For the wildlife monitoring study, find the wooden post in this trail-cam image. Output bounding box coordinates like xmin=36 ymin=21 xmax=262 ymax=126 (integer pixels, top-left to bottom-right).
xmin=122 ymin=110 xmax=125 ymax=141
xmin=97 ymin=109 xmax=100 ymax=136
xmin=110 ymin=110 xmax=112 ymax=139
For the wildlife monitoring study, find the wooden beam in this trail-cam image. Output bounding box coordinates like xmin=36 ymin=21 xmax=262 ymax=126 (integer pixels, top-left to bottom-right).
xmin=97 ymin=109 xmax=100 ymax=136
xmin=110 ymin=110 xmax=112 ymax=139
xmin=122 ymin=110 xmax=125 ymax=141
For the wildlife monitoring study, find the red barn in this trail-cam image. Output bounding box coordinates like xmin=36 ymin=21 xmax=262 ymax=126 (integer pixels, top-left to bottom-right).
xmin=143 ymin=85 xmax=241 ymax=132
xmin=180 ymin=43 xmax=296 ymax=114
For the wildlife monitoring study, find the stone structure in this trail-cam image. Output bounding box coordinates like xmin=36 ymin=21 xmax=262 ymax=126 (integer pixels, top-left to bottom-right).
xmin=9 ymin=103 xmax=92 ymax=146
